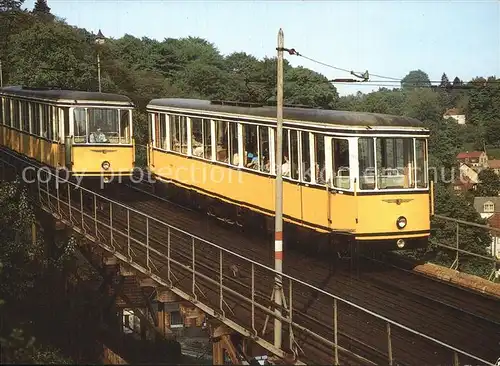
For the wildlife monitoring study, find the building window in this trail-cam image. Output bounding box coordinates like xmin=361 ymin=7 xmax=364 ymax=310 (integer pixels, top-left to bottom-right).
xmin=170 ymin=311 xmax=183 ymax=328
xmin=484 ymin=202 xmax=494 ymax=213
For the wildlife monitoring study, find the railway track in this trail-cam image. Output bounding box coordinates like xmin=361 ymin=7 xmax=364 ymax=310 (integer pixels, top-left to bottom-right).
xmin=1 ymin=150 xmax=498 ymax=365
xmin=87 ymin=181 xmax=500 ymax=365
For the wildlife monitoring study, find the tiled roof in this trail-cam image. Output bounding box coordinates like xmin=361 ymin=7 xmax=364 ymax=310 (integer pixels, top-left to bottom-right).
xmin=457 ymin=151 xmax=484 ymax=159
xmin=489 ymin=159 xmax=500 ymax=169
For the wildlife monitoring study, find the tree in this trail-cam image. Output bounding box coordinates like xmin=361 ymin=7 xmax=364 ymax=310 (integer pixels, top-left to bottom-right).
xmin=283 ymin=66 xmax=338 ymax=108
xmin=476 ymin=168 xmax=500 ymax=196
xmin=401 ymin=69 xmax=432 ymax=89
xmin=7 ymin=21 xmax=96 ymax=90
xmin=439 ymin=72 xmax=451 ymax=89
xmin=0 ymin=0 xmax=24 ymax=11
xmin=32 ymin=0 xmax=50 ymax=15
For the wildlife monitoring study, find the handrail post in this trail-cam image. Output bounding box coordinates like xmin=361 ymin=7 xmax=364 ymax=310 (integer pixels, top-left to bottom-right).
xmin=334 ymin=298 xmax=339 ymax=365
xmin=387 ymin=322 xmax=393 ymax=366
xmin=80 ymin=188 xmax=84 ymax=230
xmin=192 ymin=238 xmax=196 ymax=300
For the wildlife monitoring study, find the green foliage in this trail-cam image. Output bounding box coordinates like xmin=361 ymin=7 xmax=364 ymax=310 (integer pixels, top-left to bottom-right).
xmin=0 ymin=182 xmax=75 ymax=364
xmin=0 ymin=0 xmax=24 ymax=11
xmin=32 ymin=0 xmax=51 ymax=16
xmin=401 ymin=69 xmax=431 ymax=89
xmin=284 ymin=66 xmax=338 ymax=108
xmin=476 ymin=168 xmax=500 ymax=196
xmin=7 ymin=21 xmax=95 ymax=90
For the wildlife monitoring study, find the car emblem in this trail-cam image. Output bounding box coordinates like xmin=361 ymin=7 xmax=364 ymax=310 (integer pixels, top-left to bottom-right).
xmin=382 ymin=198 xmax=413 ymax=205
xmin=91 ymin=149 xmax=117 ymax=154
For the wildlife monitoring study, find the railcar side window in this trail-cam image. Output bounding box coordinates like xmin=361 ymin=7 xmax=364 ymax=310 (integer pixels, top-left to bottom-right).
xmin=169 ymin=115 xmax=187 ymax=154
xmin=120 ymin=110 xmax=131 ymax=144
xmin=289 ymin=130 xmax=299 ymax=180
xmin=242 ymin=123 xmax=258 ymax=168
xmin=42 ymin=105 xmax=53 ymax=140
xmin=215 ymin=120 xmax=228 ymax=163
xmin=5 ymin=99 xmax=11 ymax=127
xmin=259 ymin=127 xmax=270 ymax=173
xmin=282 ymin=129 xmax=290 ymax=177
xmin=53 ymin=106 xmax=60 ymax=141
xmin=153 ymin=113 xmax=159 ymax=148
xmin=0 ymin=97 xmax=3 ymax=125
xmin=314 ymin=134 xmax=326 ymax=185
xmin=32 ymin=103 xmax=40 ymax=136
xmin=376 ymin=137 xmax=414 ymax=189
xmin=358 ymin=138 xmax=375 ymax=190
xmin=21 ymin=101 xmax=29 ymax=132
xmin=228 ymin=122 xmax=238 ymax=166
xmin=12 ymin=100 xmax=19 ymax=130
xmin=203 ymin=119 xmax=212 ymax=159
xmin=415 ymin=139 xmax=427 ymax=188
xmin=159 ymin=113 xmax=167 ymax=150
xmin=63 ymin=107 xmax=69 ymax=138
xmin=191 ymin=117 xmax=211 ymax=159
xmin=332 ymin=138 xmax=350 ymax=189
xmin=301 ymin=131 xmax=311 ymax=182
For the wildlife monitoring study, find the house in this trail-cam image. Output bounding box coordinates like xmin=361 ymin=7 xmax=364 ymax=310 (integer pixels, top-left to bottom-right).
xmin=459 ymin=163 xmax=479 ymax=183
xmin=473 ymin=196 xmax=500 ymax=219
xmin=488 ymin=159 xmax=500 ymax=175
xmin=443 ymin=108 xmax=466 ymax=124
xmin=456 ymin=151 xmax=488 ymax=168
xmin=452 ymin=175 xmax=476 ymax=193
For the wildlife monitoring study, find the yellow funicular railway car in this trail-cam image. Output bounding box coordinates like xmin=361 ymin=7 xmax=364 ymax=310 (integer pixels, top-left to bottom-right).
xmin=146 ymin=98 xmax=431 ymax=251
xmin=0 ymin=86 xmax=135 ymax=183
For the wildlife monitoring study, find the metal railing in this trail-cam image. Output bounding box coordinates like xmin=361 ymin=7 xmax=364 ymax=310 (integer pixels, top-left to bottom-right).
xmin=430 ymin=214 xmax=500 ymax=281
xmin=0 ymin=147 xmax=496 ymax=366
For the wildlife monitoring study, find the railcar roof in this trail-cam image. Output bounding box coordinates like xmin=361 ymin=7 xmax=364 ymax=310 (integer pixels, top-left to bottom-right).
xmin=0 ymin=86 xmax=133 ymax=105
xmin=147 ymin=98 xmax=426 ymax=128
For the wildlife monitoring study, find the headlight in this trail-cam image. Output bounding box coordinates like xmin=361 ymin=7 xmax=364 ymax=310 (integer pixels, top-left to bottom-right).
xmin=101 ymin=161 xmax=110 ymax=170
xmin=396 ymin=216 xmax=407 ymax=229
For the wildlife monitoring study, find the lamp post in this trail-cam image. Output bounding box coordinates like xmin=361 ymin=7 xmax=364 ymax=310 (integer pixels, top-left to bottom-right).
xmin=95 ymin=29 xmax=105 ymax=92
xmin=274 ymin=28 xmax=284 ymax=349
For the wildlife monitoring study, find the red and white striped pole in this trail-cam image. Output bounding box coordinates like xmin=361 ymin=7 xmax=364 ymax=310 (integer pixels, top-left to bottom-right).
xmin=274 ymin=28 xmax=284 ymax=349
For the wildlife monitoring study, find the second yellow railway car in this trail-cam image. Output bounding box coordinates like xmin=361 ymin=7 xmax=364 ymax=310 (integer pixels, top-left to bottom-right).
xmin=0 ymin=86 xmax=136 ymax=182
xmin=146 ymin=99 xmax=431 ymax=251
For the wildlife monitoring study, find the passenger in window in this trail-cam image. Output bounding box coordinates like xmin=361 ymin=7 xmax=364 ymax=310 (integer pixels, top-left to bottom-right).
xmin=246 ymin=153 xmax=258 ymax=169
xmin=282 ymin=156 xmax=290 ymax=177
xmin=316 ymin=163 xmax=326 ymax=184
xmin=89 ymin=128 xmax=108 ymax=143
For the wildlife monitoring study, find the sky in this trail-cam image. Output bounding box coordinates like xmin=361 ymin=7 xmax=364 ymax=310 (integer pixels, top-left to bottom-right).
xmin=23 ymin=0 xmax=500 ymax=96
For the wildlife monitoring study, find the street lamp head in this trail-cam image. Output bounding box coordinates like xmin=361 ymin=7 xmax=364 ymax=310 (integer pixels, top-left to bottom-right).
xmin=95 ymin=29 xmax=105 ymax=45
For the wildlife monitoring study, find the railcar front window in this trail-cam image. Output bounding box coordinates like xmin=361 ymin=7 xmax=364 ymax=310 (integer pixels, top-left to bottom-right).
xmin=358 ymin=138 xmax=375 ymax=189
xmin=88 ymin=109 xmax=118 ymax=143
xmin=415 ymin=139 xmax=428 ymax=188
xmin=120 ymin=110 xmax=131 ymax=144
xmin=376 ymin=138 xmax=414 ymax=189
